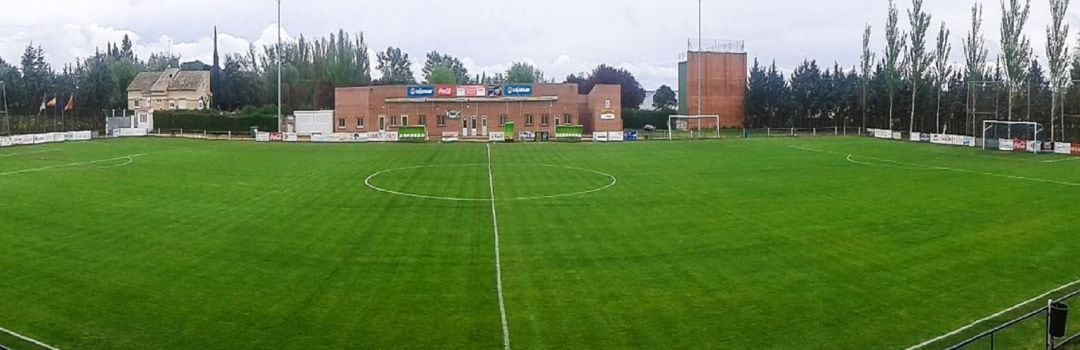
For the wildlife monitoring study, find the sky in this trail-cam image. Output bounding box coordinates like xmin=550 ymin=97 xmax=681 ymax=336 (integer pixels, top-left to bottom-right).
xmin=0 ymin=0 xmax=1078 ymax=90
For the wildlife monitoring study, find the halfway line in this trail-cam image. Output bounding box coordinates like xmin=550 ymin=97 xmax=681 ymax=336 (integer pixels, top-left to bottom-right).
xmin=486 ymin=143 xmax=511 ymax=350
xmin=0 ymin=154 xmax=146 ymax=177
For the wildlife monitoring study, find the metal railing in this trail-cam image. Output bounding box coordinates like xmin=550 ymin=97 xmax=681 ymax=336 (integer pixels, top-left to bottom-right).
xmin=947 ymin=288 xmax=1080 ymax=350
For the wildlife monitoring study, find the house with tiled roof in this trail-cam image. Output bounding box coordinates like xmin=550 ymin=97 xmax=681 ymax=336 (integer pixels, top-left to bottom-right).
xmin=127 ymin=68 xmax=212 ymax=113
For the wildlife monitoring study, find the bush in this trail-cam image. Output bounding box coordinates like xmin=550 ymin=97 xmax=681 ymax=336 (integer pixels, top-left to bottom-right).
xmin=622 ymin=109 xmax=672 ymax=130
xmin=154 ymin=110 xmax=278 ymax=132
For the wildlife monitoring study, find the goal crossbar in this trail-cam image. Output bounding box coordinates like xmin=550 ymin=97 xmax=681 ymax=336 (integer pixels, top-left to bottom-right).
xmin=667 ymin=115 xmax=721 ymax=140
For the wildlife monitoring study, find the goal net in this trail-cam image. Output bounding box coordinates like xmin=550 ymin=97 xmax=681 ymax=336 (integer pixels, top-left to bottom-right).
xmin=982 ymin=120 xmax=1044 ymax=153
xmin=667 ymin=115 xmax=721 ymax=140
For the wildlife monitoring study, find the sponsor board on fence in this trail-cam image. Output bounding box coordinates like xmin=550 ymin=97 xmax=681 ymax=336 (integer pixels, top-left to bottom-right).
xmin=256 ymin=132 xmax=271 ymax=142
xmin=0 ymin=136 xmax=10 ymax=147
xmin=623 ymin=130 xmax=638 ymax=141
xmin=115 ymin=128 xmax=148 ymax=137
xmin=1027 ymin=140 xmax=1042 ymax=153
xmin=520 ymin=131 xmax=536 ymax=142
xmin=892 ymin=131 xmax=903 ymax=140
xmin=963 ymin=136 xmax=977 ymax=147
xmin=873 ymin=129 xmax=892 ymax=139
xmin=369 ymin=131 xmax=398 ymax=142
xmin=33 ymin=134 xmax=50 ymax=144
xmin=51 ymin=133 xmax=66 ymax=142
xmin=593 ymin=132 xmax=609 ymax=142
xmin=270 ymin=133 xmax=284 ymax=142
xmin=910 ymin=133 xmax=922 ymax=142
xmin=1055 ymin=142 xmax=1072 ymax=155
xmin=441 ymin=132 xmax=459 ymax=142
xmin=311 ymin=133 xmax=369 ymax=143
xmin=284 ymin=133 xmax=298 ymax=142
xmin=999 ymin=139 xmax=1014 ymax=151
xmin=12 ymin=135 xmax=32 ymax=145
xmin=920 ymin=133 xmax=931 ymax=143
xmin=69 ymin=131 xmax=92 ymax=141
xmin=1073 ymin=143 xmax=1080 ymax=155
xmin=488 ymin=132 xmax=505 ymax=142
xmin=608 ymin=131 xmax=624 ymax=142
xmin=1012 ymin=139 xmax=1027 ymax=152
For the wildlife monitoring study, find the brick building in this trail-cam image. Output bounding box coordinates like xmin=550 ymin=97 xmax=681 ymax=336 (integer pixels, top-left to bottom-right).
xmin=678 ymin=43 xmax=747 ymax=128
xmin=334 ymin=83 xmax=622 ymax=138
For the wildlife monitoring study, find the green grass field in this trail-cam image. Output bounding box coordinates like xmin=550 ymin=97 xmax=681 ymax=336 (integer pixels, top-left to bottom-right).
xmin=1 ymin=137 xmax=1078 ymax=349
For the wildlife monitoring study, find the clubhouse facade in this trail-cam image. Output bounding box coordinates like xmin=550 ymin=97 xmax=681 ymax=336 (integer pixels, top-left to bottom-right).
xmin=334 ymin=83 xmax=623 ymax=139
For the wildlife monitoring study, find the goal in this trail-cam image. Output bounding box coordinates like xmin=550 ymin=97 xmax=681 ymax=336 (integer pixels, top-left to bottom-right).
xmin=982 ymin=120 xmax=1044 ymax=153
xmin=667 ymin=115 xmax=721 ymax=140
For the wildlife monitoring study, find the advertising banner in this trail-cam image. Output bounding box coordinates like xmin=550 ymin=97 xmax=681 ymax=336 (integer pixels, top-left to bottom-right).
xmin=488 ymin=132 xmax=505 ymax=142
xmin=487 ymin=85 xmax=504 ymax=97
xmin=910 ymin=133 xmax=922 ymax=142
xmin=999 ymin=139 xmax=1014 ymax=151
xmin=1054 ymin=142 xmax=1072 ymax=155
xmin=874 ymin=129 xmax=892 ymax=139
xmin=962 ymin=136 xmax=977 ymax=147
xmin=369 ymin=131 xmax=399 ymax=142
xmin=32 ymin=134 xmax=50 ymax=144
xmin=11 ymin=135 xmax=32 ymax=145
xmin=255 ymin=132 xmax=271 ymax=142
xmin=457 ymin=85 xmax=486 ymax=97
xmin=441 ymin=132 xmax=459 ymax=142
xmin=1012 ymin=139 xmax=1027 ymax=152
xmin=520 ymin=131 xmax=536 ymax=142
xmin=115 ymin=128 xmax=148 ymax=137
xmin=593 ymin=132 xmax=609 ymax=142
xmin=69 ymin=131 xmax=92 ymax=141
xmin=50 ymin=133 xmax=66 ymax=143
xmin=0 ymin=136 xmax=10 ymax=147
xmin=504 ymin=84 xmax=533 ymax=97
xmin=407 ymin=85 xmax=435 ymax=98
xmin=1073 ymin=143 xmax=1080 ymax=156
xmin=270 ymin=133 xmax=284 ymax=142
xmin=608 ymin=131 xmax=625 ymax=142
xmin=310 ymin=134 xmax=330 ymax=142
xmin=892 ymin=131 xmax=903 ymax=140
xmin=623 ymin=130 xmax=638 ymax=141
xmin=434 ymin=85 xmax=455 ymax=97
xmin=600 ymin=109 xmax=617 ymax=120
xmin=1027 ymin=140 xmax=1041 ymax=153
xmin=283 ymin=133 xmax=298 ymax=142
xmin=919 ymin=133 xmax=931 ymax=143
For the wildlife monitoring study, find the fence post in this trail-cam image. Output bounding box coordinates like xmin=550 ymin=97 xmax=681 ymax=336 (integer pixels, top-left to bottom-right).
xmin=228 ymin=131 xmax=232 ymax=140
xmin=791 ymin=128 xmax=795 ymax=137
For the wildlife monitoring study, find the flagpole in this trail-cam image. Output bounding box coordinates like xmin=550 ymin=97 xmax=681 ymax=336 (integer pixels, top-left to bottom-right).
xmin=277 ymin=0 xmax=282 ymax=133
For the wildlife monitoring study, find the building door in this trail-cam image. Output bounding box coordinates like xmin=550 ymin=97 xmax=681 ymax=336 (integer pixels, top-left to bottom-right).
xmin=481 ymin=116 xmax=488 ymax=136
xmin=554 ymin=116 xmax=560 ymax=132
xmin=378 ymin=116 xmax=386 ymax=131
xmin=470 ymin=116 xmax=478 ymax=136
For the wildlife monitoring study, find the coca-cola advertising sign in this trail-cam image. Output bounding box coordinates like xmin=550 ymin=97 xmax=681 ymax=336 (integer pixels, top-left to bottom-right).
xmin=436 ymin=85 xmax=455 ymax=97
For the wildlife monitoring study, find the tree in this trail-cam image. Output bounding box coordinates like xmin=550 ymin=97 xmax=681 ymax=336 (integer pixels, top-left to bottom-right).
xmin=20 ymin=43 xmax=52 ymax=116
xmin=218 ymin=53 xmax=266 ymax=111
xmin=146 ymin=52 xmax=180 ymax=71
xmin=745 ymin=59 xmax=768 ymax=127
xmin=564 ymin=73 xmax=589 ymax=93
xmin=119 ymin=34 xmax=135 ymax=61
xmin=906 ymin=0 xmax=932 ymax=134
xmin=933 ymin=22 xmax=952 ymax=133
xmin=422 ymin=51 xmax=469 ymax=84
xmin=964 ymin=4 xmax=989 ymax=135
xmin=1047 ymin=0 xmax=1070 ymax=141
xmin=375 ymin=47 xmax=416 ymax=85
xmin=883 ymin=0 xmax=907 ymax=130
xmin=1000 ymin=0 xmax=1033 ymax=121
xmin=579 ymin=65 xmax=646 ymax=109
xmin=790 ymin=59 xmax=824 ymax=127
xmin=427 ymin=65 xmax=456 ymax=84
xmin=653 ymin=85 xmax=678 ymax=111
xmin=506 ymin=62 xmax=544 ymax=84
xmin=860 ymin=24 xmax=875 ymax=130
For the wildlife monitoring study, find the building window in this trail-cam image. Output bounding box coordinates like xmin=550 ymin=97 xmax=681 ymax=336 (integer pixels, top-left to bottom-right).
xmin=605 ymin=99 xmax=612 ymax=109
xmin=438 ymin=115 xmax=447 ymax=126
xmin=378 ymin=115 xmax=386 ymax=130
xmin=391 ymin=116 xmax=399 ymax=127
xmin=541 ymin=114 xmax=550 ymax=126
xmin=401 ymin=115 xmax=409 ymax=127
xmin=525 ymin=114 xmax=534 ymax=126
xmin=338 ymin=118 xmax=346 ymax=129
xmin=500 ymin=114 xmax=508 ymax=125
xmin=419 ymin=115 xmax=427 ymax=126
xmin=564 ymin=114 xmax=573 ymax=125
xmin=357 ymin=117 xmax=365 ymax=129
xmin=133 ymin=99 xmax=140 ymax=108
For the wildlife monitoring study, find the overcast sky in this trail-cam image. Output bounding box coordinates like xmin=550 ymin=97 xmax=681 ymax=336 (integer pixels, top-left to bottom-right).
xmin=1 ymin=0 xmax=1078 ymax=90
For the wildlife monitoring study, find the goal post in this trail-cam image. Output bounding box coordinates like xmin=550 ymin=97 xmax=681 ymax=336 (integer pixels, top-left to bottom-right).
xmin=667 ymin=115 xmax=721 ymax=140
xmin=982 ymin=120 xmax=1043 ymax=153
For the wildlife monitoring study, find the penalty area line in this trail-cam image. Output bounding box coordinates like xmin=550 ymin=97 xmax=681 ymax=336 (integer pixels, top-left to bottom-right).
xmin=486 ymin=143 xmax=511 ymax=350
xmin=0 ymin=154 xmax=146 ymax=177
xmin=905 ymin=277 xmax=1080 ymax=350
xmin=0 ymin=326 xmax=61 ymax=350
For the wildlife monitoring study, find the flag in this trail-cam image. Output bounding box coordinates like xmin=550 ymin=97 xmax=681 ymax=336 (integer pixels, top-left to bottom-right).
xmin=64 ymin=96 xmax=75 ymax=111
xmin=46 ymin=97 xmax=57 ymax=107
xmin=38 ymin=98 xmax=46 ymax=112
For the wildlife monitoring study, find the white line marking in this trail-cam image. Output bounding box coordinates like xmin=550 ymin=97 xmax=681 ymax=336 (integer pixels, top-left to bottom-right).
xmin=0 ymin=154 xmax=146 ymax=177
xmin=1042 ymin=157 xmax=1080 ymax=163
xmin=0 ymin=326 xmax=61 ymax=350
xmin=363 ymin=164 xmax=617 ymax=202
xmin=486 ymin=143 xmax=511 ymax=350
xmin=905 ymin=277 xmax=1080 ymax=350
xmin=844 ymin=154 xmax=1080 ymax=187
xmin=0 ymin=148 xmax=61 ymax=158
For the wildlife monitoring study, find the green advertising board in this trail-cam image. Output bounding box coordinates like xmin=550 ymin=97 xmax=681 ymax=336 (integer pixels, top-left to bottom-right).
xmin=555 ymin=125 xmax=584 ymax=142
xmin=398 ymin=126 xmax=428 ymax=143
xmin=504 ymin=122 xmax=515 ymax=142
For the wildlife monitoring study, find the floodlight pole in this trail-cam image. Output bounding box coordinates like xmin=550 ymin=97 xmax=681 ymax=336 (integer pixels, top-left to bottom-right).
xmin=1 ymin=80 xmax=8 ymax=135
xmin=277 ymin=0 xmax=282 ymax=133
xmin=697 ymin=0 xmax=702 ymax=117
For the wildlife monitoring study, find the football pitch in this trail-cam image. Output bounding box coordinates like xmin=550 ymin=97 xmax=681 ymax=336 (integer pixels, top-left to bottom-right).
xmin=1 ymin=137 xmax=1078 ymax=349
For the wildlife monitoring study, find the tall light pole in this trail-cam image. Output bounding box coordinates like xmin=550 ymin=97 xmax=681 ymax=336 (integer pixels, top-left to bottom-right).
xmin=1 ymin=80 xmax=8 ymax=135
xmin=697 ymin=0 xmax=702 ymax=117
xmin=277 ymin=0 xmax=282 ymax=132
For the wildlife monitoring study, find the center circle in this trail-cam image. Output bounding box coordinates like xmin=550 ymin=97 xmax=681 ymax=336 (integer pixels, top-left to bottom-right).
xmin=364 ymin=164 xmax=616 ymax=201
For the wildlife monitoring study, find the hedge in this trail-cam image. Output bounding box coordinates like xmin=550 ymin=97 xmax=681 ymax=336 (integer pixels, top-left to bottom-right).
xmin=154 ymin=111 xmax=278 ymax=132
xmin=621 ymin=109 xmax=673 ymax=130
